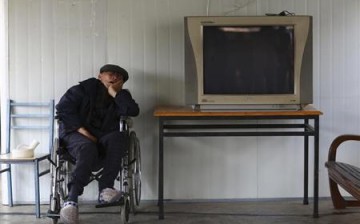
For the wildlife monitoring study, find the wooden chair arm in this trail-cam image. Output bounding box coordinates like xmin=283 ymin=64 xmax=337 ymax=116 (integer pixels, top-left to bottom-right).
xmin=328 ymin=134 xmax=360 ymax=162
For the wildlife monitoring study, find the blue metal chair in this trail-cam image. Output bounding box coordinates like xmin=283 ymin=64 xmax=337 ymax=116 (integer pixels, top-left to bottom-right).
xmin=0 ymin=99 xmax=55 ymax=218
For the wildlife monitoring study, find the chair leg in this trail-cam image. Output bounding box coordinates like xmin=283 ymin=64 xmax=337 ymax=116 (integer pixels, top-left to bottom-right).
xmin=7 ymin=164 xmax=13 ymax=207
xmin=329 ymin=178 xmax=347 ymax=209
xmin=34 ymin=160 xmax=41 ymax=218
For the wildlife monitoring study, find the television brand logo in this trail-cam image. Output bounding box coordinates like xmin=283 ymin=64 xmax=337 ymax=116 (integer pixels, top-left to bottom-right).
xmin=201 ymin=21 xmax=215 ymax=25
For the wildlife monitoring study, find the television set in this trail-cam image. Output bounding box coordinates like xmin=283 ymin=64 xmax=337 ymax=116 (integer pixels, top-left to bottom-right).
xmin=184 ymin=16 xmax=313 ymax=110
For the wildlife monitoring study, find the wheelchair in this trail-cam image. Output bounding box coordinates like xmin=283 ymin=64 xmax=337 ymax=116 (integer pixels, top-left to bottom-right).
xmin=47 ymin=117 xmax=141 ymax=224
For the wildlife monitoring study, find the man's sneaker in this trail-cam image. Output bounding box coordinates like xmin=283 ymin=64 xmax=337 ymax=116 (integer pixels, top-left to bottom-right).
xmin=99 ymin=188 xmax=122 ymax=204
xmin=60 ymin=201 xmax=79 ymax=224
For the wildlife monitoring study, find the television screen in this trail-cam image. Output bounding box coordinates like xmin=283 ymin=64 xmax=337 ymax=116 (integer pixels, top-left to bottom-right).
xmin=203 ymin=25 xmax=295 ymax=95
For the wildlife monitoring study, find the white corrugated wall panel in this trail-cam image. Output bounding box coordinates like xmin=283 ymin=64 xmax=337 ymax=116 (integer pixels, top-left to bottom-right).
xmin=2 ymin=0 xmax=360 ymax=203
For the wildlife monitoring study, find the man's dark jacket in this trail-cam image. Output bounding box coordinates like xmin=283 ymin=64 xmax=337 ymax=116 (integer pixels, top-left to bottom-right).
xmin=56 ymin=78 xmax=139 ymax=139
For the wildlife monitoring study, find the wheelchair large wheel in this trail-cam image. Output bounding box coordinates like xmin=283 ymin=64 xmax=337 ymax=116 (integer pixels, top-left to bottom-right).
xmin=128 ymin=131 xmax=141 ymax=213
xmin=48 ymin=138 xmax=71 ymax=224
xmin=48 ymin=138 xmax=61 ymax=224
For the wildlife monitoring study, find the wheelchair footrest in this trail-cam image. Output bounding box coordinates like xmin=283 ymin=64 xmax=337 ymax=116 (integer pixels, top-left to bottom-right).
xmin=95 ymin=198 xmax=124 ymax=208
xmin=47 ymin=210 xmax=60 ymax=218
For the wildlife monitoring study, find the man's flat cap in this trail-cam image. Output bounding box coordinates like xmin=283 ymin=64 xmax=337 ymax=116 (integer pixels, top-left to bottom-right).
xmin=100 ymin=64 xmax=129 ymax=82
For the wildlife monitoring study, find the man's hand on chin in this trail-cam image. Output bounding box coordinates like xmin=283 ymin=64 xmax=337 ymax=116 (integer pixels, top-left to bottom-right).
xmin=108 ymin=80 xmax=124 ymax=98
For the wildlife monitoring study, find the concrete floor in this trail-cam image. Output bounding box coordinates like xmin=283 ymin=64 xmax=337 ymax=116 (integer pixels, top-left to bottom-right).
xmin=0 ymin=198 xmax=360 ymax=224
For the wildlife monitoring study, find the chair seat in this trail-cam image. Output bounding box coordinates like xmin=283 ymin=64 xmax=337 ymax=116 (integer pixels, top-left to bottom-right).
xmin=0 ymin=152 xmax=50 ymax=163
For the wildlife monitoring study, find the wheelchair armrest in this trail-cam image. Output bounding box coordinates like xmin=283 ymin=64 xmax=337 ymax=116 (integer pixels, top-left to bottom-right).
xmin=120 ymin=116 xmax=133 ymax=132
xmin=328 ymin=134 xmax=360 ymax=162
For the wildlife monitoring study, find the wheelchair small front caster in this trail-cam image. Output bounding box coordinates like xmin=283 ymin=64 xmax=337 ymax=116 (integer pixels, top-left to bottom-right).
xmin=120 ymin=196 xmax=131 ymax=224
xmin=52 ymin=218 xmax=59 ymax=224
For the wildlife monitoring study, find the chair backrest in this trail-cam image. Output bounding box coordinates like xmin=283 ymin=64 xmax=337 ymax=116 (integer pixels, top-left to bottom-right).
xmin=5 ymin=99 xmax=55 ymax=154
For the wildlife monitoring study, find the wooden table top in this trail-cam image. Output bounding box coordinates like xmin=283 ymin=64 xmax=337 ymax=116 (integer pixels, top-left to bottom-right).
xmin=154 ymin=105 xmax=323 ymax=117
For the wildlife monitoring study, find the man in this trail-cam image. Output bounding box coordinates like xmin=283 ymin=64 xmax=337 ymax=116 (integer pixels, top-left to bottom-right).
xmin=56 ymin=64 xmax=140 ymax=224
